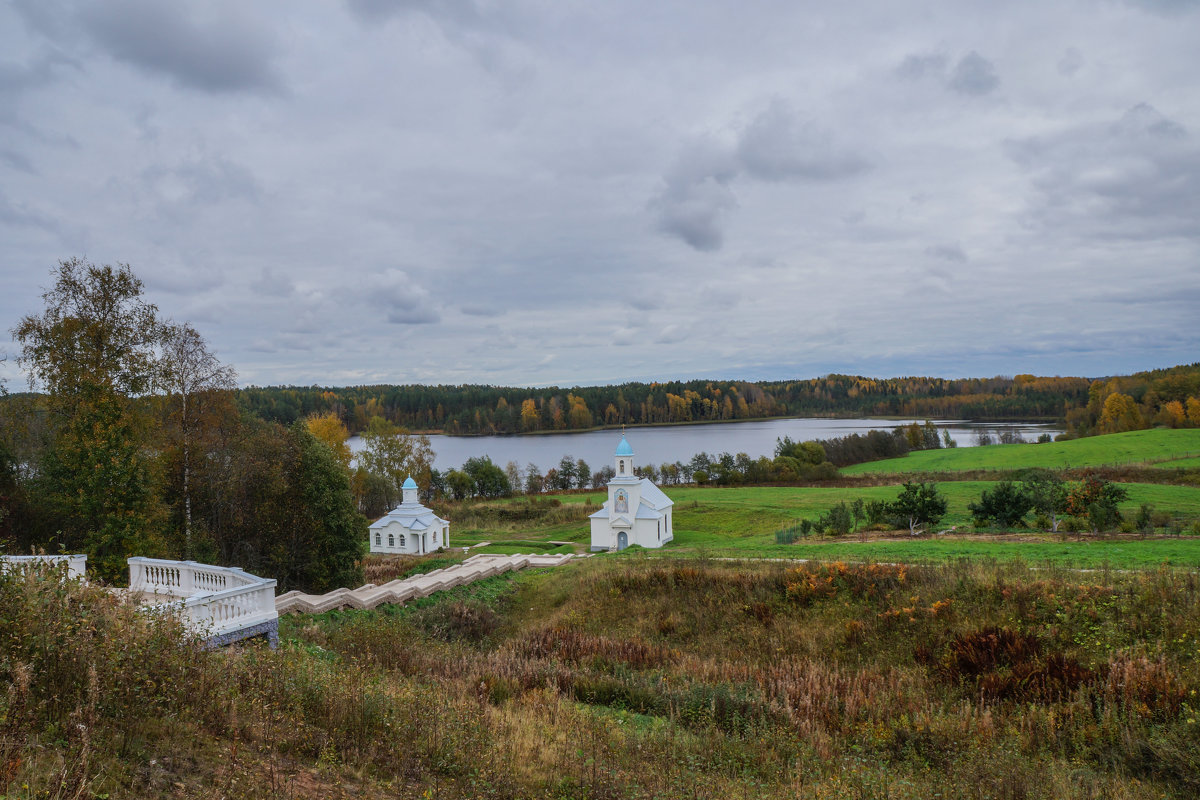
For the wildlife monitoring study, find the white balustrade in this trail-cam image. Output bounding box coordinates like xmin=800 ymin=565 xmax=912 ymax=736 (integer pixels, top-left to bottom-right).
xmin=127 ymin=557 xmax=277 ymax=640
xmin=1 ymin=554 xmax=87 ymax=579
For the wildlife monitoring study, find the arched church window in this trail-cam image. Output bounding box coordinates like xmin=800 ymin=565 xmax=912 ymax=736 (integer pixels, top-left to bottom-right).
xmin=399 ymin=534 xmax=406 ymax=547
xmin=619 ymin=460 xmax=625 ymax=474
xmin=375 ymin=533 xmax=381 ymax=546
xmin=388 ymin=534 xmax=394 ymax=547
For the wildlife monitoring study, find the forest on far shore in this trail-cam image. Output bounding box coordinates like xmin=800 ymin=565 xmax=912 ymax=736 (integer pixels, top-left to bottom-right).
xmin=233 ymin=363 xmax=1200 ymax=438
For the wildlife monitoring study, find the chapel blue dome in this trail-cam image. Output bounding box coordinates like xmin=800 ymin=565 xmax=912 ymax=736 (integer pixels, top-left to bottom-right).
xmin=615 ymin=436 xmax=634 ymax=457
xmin=402 ymin=476 xmax=418 ymax=490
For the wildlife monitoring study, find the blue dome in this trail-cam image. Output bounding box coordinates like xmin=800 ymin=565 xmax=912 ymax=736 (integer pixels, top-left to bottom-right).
xmin=402 ymin=476 xmax=418 ymax=490
xmin=615 ymin=436 xmax=634 ymax=456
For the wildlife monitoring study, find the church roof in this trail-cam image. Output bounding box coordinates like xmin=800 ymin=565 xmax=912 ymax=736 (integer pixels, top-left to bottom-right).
xmin=637 ymin=478 xmax=673 ymax=510
xmin=635 ymin=502 xmax=664 ymax=520
xmin=402 ymin=476 xmax=418 ymax=490
xmin=615 ymin=435 xmax=634 ymax=456
xmin=369 ymin=488 xmax=448 ymax=531
xmin=589 ymin=477 xmax=673 ymax=522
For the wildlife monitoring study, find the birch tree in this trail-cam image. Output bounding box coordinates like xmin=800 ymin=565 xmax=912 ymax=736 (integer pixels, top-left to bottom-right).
xmin=159 ymin=322 xmax=236 ymax=559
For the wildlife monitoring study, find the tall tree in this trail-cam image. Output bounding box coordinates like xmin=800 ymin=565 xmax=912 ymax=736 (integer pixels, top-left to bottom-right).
xmin=159 ymin=322 xmax=236 ymax=558
xmin=356 ymin=415 xmax=434 ymax=507
xmin=13 ymin=259 xmax=165 ymax=579
xmin=1020 ymin=469 xmax=1068 ymax=532
xmin=887 ymin=482 xmax=948 ymax=536
xmin=305 ymin=411 xmax=352 ymax=472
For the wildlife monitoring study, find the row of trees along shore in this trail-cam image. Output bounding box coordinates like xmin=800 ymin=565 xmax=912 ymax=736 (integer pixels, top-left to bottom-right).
xmin=234 ymin=363 xmax=1200 ymax=438
xmin=388 ymin=422 xmax=957 ymax=504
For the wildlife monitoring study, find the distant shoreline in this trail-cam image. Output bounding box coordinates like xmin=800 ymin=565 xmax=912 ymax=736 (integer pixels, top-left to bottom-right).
xmin=385 ymin=414 xmax=1064 ymax=439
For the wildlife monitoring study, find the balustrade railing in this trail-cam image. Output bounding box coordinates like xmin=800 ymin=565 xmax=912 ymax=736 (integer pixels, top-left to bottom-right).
xmin=127 ymin=557 xmax=277 ymax=640
xmin=0 ymin=554 xmax=87 ymax=579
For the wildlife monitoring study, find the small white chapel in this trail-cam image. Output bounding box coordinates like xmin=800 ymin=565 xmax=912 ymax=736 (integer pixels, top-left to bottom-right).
xmin=589 ymin=435 xmax=674 ymax=551
xmin=369 ymin=476 xmax=449 ymax=555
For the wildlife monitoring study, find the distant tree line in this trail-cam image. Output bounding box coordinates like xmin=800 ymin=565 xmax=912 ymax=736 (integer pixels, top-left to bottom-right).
xmin=1063 ymin=365 xmax=1200 ymax=437
xmin=232 ymin=372 xmax=1101 ymax=436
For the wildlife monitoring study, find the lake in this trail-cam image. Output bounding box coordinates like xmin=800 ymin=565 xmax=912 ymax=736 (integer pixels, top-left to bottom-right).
xmin=348 ymin=418 xmax=1062 ymax=472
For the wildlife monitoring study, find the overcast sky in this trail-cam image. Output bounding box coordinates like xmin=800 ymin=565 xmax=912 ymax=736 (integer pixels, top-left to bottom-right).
xmin=2 ymin=0 xmax=1198 ymax=389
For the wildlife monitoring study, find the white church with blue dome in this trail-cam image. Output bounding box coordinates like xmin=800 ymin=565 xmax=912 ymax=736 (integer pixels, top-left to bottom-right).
xmin=589 ymin=435 xmax=674 ymax=551
xmin=369 ymin=476 xmax=449 ymax=554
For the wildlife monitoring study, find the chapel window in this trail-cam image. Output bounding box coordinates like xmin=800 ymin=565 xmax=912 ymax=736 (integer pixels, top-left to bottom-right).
xmin=375 ymin=533 xmax=381 ymax=546
xmin=399 ymin=534 xmax=406 ymax=547
xmin=388 ymin=534 xmax=394 ymax=547
xmin=619 ymin=460 xmax=625 ymax=474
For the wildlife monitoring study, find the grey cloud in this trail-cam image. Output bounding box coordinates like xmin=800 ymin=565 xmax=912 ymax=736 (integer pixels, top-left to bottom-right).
xmin=926 ymin=243 xmax=968 ymax=263
xmin=650 ymin=138 xmax=739 ymax=252
xmin=948 ymin=52 xmax=1000 ymax=96
xmin=1123 ymin=0 xmax=1200 ymax=15
xmin=79 ymin=1 xmax=282 ymax=93
xmin=655 ymin=324 xmax=688 ymax=345
xmin=0 ymin=149 xmax=37 ymax=174
xmin=1111 ymin=101 xmax=1185 ymax=138
xmin=628 ymin=296 xmax=659 ymax=311
xmin=0 ymin=52 xmax=75 ymax=94
xmin=461 ymin=304 xmax=504 ymax=317
xmin=612 ymin=327 xmax=639 ymax=346
xmin=1057 ymin=47 xmax=1084 ymax=76
xmin=650 ymin=176 xmax=737 ymax=252
xmin=1008 ymin=103 xmax=1200 ymax=240
xmin=251 ymin=268 xmax=295 ymax=298
xmin=654 ymin=101 xmax=868 ymax=251
xmin=737 ymin=101 xmax=870 ymax=182
xmin=0 ymin=52 xmax=78 ymax=124
xmin=896 ymin=52 xmax=947 ymax=80
xmin=366 ymin=269 xmax=441 ymax=324
xmin=141 ymin=155 xmax=261 ymax=207
xmin=346 ymin=0 xmax=482 ymax=26
xmin=0 ymin=191 xmax=71 ymax=239
xmin=145 ymin=263 xmax=225 ymax=295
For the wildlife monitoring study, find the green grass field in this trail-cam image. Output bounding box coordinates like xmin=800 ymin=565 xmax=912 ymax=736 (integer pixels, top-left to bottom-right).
xmin=840 ymin=428 xmax=1200 ymax=475
xmin=452 ymin=482 xmax=1200 ymax=568
xmin=1159 ymin=455 xmax=1200 ymax=468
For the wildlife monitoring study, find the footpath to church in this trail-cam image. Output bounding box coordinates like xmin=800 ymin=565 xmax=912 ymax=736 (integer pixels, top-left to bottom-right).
xmin=275 ymin=552 xmax=588 ymax=615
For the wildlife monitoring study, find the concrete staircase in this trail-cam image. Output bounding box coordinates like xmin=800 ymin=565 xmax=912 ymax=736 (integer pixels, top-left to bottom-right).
xmin=275 ymin=553 xmax=582 ymax=615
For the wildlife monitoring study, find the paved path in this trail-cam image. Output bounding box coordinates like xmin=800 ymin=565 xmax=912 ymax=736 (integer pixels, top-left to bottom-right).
xmin=275 ymin=553 xmax=583 ymax=615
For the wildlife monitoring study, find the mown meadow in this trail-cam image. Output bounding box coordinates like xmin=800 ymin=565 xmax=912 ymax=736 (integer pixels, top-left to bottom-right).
xmin=5 ymin=555 xmax=1199 ymax=799
xmin=841 ymin=428 xmax=1200 ymax=475
xmin=440 ymin=480 xmax=1200 ymax=568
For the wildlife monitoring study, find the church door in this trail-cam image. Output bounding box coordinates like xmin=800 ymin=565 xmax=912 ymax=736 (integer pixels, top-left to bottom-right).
xmin=617 ymin=532 xmax=628 ymax=550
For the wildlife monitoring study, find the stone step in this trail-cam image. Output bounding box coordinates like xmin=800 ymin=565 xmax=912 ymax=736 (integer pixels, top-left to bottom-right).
xmin=275 ymin=553 xmax=583 ymax=615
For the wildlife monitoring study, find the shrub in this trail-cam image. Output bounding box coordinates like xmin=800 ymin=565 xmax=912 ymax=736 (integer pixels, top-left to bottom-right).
xmin=817 ymin=502 xmax=853 ymax=536
xmin=968 ymin=481 xmax=1033 ymax=529
xmin=1135 ymin=503 xmax=1155 ymax=532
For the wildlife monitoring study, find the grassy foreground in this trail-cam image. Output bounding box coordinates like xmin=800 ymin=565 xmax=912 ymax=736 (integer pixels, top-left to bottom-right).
xmin=841 ymin=428 xmax=1200 ymax=475
xmin=6 ymin=557 xmax=1200 ymax=798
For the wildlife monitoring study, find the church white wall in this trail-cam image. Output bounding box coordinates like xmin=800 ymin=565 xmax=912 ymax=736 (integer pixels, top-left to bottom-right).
xmin=369 ymin=521 xmax=448 ymax=555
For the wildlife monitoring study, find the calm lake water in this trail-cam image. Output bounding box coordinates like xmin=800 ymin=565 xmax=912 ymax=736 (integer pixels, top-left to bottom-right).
xmin=348 ymin=418 xmax=1062 ymax=472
